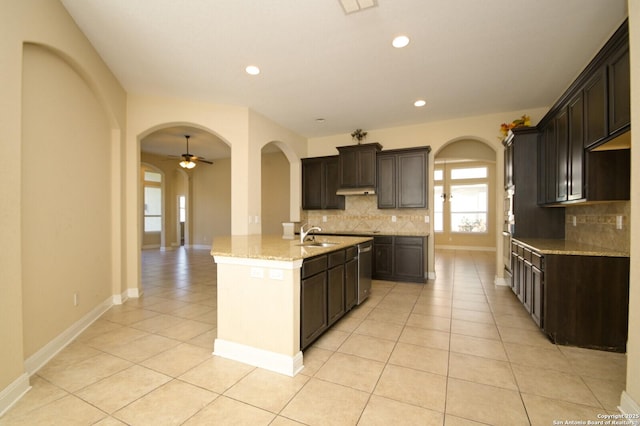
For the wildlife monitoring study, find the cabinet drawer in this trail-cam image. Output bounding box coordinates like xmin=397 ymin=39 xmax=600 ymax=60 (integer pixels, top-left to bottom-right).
xmin=374 ymin=236 xmax=393 ymax=245
xmin=531 ymin=252 xmax=543 ymax=269
xmin=511 ymin=241 xmax=519 ymax=254
xmin=345 ymin=246 xmax=357 ymax=260
xmin=302 ymin=255 xmax=327 ymax=279
xmin=328 ymin=250 xmax=346 ymax=268
xmin=395 ymin=236 xmax=423 ymax=246
xmin=523 ymin=248 xmax=532 ymax=262
xmin=516 ymin=244 xmax=524 ymax=257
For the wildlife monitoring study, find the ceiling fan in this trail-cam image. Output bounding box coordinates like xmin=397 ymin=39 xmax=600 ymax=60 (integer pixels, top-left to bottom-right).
xmin=171 ymin=135 xmax=213 ymax=169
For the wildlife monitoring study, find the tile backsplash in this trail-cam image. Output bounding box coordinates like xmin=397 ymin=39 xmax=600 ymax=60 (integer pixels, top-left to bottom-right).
xmin=565 ymin=201 xmax=630 ymax=253
xmin=301 ymin=195 xmax=430 ymax=235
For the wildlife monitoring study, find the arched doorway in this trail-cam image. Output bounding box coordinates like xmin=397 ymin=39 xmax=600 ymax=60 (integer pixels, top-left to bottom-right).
xmin=261 ymin=142 xmax=291 ymax=234
xmin=140 ymin=125 xmax=231 ymax=250
xmin=434 ymin=139 xmax=497 ymax=250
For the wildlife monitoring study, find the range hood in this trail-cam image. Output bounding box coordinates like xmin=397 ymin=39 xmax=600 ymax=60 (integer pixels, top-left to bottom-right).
xmin=336 ymin=186 xmax=376 ymax=196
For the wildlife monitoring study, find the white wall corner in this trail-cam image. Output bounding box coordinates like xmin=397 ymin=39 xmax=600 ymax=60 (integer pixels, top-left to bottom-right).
xmin=0 ymin=373 xmax=30 ymax=418
xmin=112 ymin=290 xmax=129 ymax=305
xmin=494 ymin=276 xmax=510 ymax=287
xmin=619 ymin=391 xmax=640 ymax=419
xmin=127 ymin=287 xmax=142 ymax=298
xmin=23 ymin=296 xmax=113 ymax=376
xmin=213 ymin=338 xmax=304 ymax=377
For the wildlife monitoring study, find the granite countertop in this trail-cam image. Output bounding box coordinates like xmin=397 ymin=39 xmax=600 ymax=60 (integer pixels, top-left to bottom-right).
xmin=513 ymin=237 xmax=629 ymax=257
xmin=317 ymin=230 xmax=429 ymax=237
xmin=210 ymin=235 xmax=373 ymax=261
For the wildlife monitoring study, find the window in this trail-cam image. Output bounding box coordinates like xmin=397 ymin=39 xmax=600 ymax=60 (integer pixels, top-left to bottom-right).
xmin=144 ymin=171 xmax=162 ymax=232
xmin=435 ymin=164 xmax=489 ymax=234
xmin=450 ymin=183 xmax=488 ymax=233
xmin=179 ymin=196 xmax=186 ymax=223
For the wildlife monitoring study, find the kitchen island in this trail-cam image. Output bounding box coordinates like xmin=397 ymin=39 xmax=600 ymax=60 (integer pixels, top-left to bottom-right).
xmin=210 ymin=234 xmax=372 ymax=376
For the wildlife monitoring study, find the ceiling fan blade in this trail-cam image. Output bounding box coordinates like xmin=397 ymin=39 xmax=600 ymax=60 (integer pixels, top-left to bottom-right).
xmin=198 ymin=159 xmax=213 ymax=165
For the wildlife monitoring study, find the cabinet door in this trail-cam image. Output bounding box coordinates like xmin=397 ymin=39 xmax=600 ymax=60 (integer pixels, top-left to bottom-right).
xmin=302 ymin=159 xmax=323 ymax=210
xmin=324 ymin=157 xmax=345 ymax=209
xmin=394 ymin=237 xmax=424 ymax=282
xmin=327 ymin=265 xmax=345 ymax=326
xmin=584 ymin=69 xmax=607 ymax=148
xmin=300 ymin=272 xmax=327 ymax=349
xmin=523 ymin=260 xmax=533 ymax=313
xmin=373 ymin=241 xmax=393 ymax=280
xmin=542 ymin=120 xmax=557 ymax=204
xmin=358 ymin=149 xmax=377 ymax=187
xmin=376 ymin=154 xmax=396 ymax=208
xmin=339 ymin=150 xmax=358 ymax=188
xmin=345 ymin=258 xmax=358 ymax=311
xmin=511 ymin=251 xmax=520 ymax=297
xmin=397 ymin=151 xmax=427 ymax=208
xmin=568 ymin=93 xmax=584 ymax=201
xmin=554 ymin=108 xmax=569 ymax=202
xmin=531 ymin=265 xmax=543 ymax=327
xmin=608 ymin=45 xmax=630 ymax=134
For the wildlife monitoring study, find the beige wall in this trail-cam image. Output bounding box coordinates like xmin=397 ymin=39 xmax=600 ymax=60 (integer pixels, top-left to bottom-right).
xmin=0 ymin=0 xmax=126 ymax=395
xmin=192 ymin=157 xmax=232 ymax=245
xmin=262 ymin=150 xmax=291 ymax=235
xmin=625 ymin=0 xmax=639 ymax=410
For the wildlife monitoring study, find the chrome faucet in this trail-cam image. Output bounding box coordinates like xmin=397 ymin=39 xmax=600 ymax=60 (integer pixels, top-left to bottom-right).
xmin=300 ymin=223 xmax=322 ymax=243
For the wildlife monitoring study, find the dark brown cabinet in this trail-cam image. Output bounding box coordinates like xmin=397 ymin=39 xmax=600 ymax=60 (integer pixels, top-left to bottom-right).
xmin=302 ymin=156 xmax=344 ymax=210
xmin=300 ymin=256 xmax=328 ymax=349
xmin=337 ymin=143 xmax=382 ymax=189
xmin=300 ymin=245 xmax=360 ymax=350
xmin=377 ymin=147 xmax=430 ymax=209
xmin=537 ymin=19 xmax=630 ymax=205
xmin=373 ymin=235 xmax=425 ymax=283
xmin=344 ymin=247 xmax=358 ymax=311
xmin=505 ymin=128 xmax=564 ymax=239
xmin=608 ymin=43 xmax=630 ymax=135
xmin=327 ymin=251 xmax=345 ymax=326
xmin=511 ymin=239 xmax=629 ymax=352
xmin=584 ymin=69 xmax=607 ymax=148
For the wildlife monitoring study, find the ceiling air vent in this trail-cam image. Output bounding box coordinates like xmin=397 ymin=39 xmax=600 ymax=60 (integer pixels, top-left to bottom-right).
xmin=339 ymin=0 xmax=378 ymax=14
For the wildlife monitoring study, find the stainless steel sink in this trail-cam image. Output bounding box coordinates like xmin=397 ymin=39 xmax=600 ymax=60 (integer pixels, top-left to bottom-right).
xmin=296 ymin=241 xmax=339 ymax=247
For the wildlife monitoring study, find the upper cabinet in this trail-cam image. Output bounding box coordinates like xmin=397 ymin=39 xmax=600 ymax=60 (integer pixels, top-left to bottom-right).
xmin=377 ymin=147 xmax=430 ymax=209
xmin=336 ymin=143 xmax=382 ymax=191
xmin=302 ymin=156 xmax=345 ymax=210
xmin=537 ymin=19 xmax=630 ymax=205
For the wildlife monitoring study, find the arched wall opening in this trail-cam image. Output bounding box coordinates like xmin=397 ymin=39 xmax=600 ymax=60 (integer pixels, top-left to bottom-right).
xmin=138 ymin=123 xmax=232 ymax=250
xmin=433 ymin=138 xmax=498 ymax=251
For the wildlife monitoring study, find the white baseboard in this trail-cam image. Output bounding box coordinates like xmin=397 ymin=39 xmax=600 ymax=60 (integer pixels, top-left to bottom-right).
xmin=0 ymin=373 xmax=30 ymax=418
xmin=619 ymin=391 xmax=640 ymax=419
xmin=190 ymin=244 xmax=212 ymax=250
xmin=23 ymin=296 xmax=113 ymax=376
xmin=112 ymin=290 xmax=129 ymax=305
xmin=213 ymin=339 xmax=304 ymax=377
xmin=127 ymin=287 xmax=142 ymax=298
xmin=494 ymin=276 xmax=510 ymax=287
xmin=427 ymin=272 xmax=436 ymax=280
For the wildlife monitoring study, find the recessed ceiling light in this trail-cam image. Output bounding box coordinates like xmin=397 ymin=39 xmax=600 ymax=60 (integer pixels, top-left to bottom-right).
xmin=245 ymin=65 xmax=260 ymax=75
xmin=392 ymin=35 xmax=410 ymax=48
xmin=315 ymin=118 xmax=326 ymax=123
xmin=414 ymin=99 xmax=426 ymax=107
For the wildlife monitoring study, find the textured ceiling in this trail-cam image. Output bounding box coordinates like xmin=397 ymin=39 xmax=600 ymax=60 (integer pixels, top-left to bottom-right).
xmin=61 ymin=0 xmax=627 ymax=159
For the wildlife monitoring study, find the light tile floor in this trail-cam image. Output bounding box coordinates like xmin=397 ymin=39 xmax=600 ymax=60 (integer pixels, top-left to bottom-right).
xmin=1 ymin=248 xmax=627 ymax=425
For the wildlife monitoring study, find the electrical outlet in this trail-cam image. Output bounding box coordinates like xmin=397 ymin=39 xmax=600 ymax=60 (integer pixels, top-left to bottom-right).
xmin=616 ymin=215 xmax=623 ymax=230
xmin=73 ymin=292 xmax=78 ymax=306
xmin=572 ymin=215 xmax=577 ymax=227
xmin=391 ymin=215 xmax=397 ymax=223
xmin=424 ymin=215 xmax=429 ymax=223
xmin=322 ymin=215 xmax=327 ymax=223
xmin=250 ymin=267 xmax=264 ymax=278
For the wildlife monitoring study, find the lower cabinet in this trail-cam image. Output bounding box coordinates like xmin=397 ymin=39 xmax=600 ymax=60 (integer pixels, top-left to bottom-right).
xmin=300 ymin=246 xmax=358 ymax=350
xmin=373 ymin=236 xmax=425 ymax=283
xmin=510 ymin=239 xmax=629 ymax=352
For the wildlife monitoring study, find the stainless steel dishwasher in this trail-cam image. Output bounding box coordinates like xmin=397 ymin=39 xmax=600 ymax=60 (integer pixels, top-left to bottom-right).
xmin=357 ymin=240 xmax=373 ymax=304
